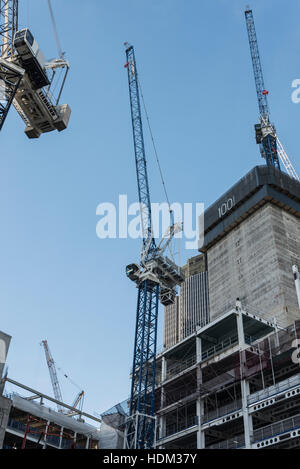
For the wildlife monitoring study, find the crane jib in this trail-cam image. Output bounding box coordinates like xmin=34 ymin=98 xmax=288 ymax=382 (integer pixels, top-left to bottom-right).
xmin=125 ymin=45 xmax=155 ymax=254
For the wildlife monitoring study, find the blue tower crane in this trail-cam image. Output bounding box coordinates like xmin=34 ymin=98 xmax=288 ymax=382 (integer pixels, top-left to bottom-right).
xmin=245 ymin=7 xmax=280 ymax=169
xmin=124 ymin=43 xmax=184 ymax=449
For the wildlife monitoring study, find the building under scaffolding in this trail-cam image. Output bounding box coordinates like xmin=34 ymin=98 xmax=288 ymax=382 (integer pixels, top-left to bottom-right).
xmin=0 ymin=330 xmax=101 ymax=449
xmin=155 ymin=303 xmax=300 ymax=449
xmin=153 ymin=164 xmax=300 ymax=449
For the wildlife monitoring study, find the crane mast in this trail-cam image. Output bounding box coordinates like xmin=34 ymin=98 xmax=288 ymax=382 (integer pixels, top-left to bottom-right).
xmin=0 ymin=0 xmax=23 ymax=131
xmin=0 ymin=0 xmax=18 ymax=58
xmin=41 ymin=340 xmax=64 ymax=413
xmin=245 ymin=7 xmax=280 ymax=170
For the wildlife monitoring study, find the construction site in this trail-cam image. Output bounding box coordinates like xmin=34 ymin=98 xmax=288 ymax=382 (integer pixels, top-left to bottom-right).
xmin=0 ymin=0 xmax=300 ymax=451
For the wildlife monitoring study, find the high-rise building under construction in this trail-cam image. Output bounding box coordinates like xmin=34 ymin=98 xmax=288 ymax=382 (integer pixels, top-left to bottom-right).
xmin=156 ymin=165 xmax=300 ymax=450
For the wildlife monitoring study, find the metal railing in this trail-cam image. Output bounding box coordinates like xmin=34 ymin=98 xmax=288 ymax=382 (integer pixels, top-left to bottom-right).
xmin=203 ymin=400 xmax=242 ymax=424
xmin=161 ymin=415 xmax=198 ymax=440
xmin=248 ymin=374 xmax=300 ymax=406
xmin=207 ymin=434 xmax=245 ymax=449
xmin=163 ymin=389 xmax=197 ymax=409
xmin=201 ymin=335 xmax=239 ymax=361
xmin=7 ymin=418 xmax=46 ymax=445
xmin=7 ymin=418 xmax=73 ymax=449
xmin=60 ymin=438 xmax=73 ymax=449
xmin=252 ymin=413 xmax=300 ymax=443
xmin=166 ymin=356 xmax=196 ymax=380
xmin=45 ymin=434 xmax=60 ymax=447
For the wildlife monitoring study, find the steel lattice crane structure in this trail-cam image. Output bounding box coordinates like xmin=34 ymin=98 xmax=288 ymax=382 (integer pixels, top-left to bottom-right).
xmin=0 ymin=0 xmax=70 ymax=137
xmin=41 ymin=340 xmax=64 ymax=413
xmin=0 ymin=0 xmax=23 ymax=131
xmin=124 ymin=44 xmax=184 ymax=449
xmin=245 ymin=7 xmax=299 ymax=180
xmin=41 ymin=340 xmax=85 ymax=416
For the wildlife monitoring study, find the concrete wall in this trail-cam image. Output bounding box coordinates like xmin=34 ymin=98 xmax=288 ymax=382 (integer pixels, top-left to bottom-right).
xmin=207 ymin=204 xmax=300 ymax=327
xmin=0 ymin=395 xmax=12 ymax=449
xmin=0 ymin=331 xmax=11 ymax=382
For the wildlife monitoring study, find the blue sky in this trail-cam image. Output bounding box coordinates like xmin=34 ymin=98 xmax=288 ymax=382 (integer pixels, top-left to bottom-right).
xmin=1 ymin=0 xmax=300 ymax=418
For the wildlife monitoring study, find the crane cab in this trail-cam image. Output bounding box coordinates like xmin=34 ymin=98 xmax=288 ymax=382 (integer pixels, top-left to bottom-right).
xmin=126 ymin=264 xmax=140 ymax=282
xmin=14 ymin=28 xmax=50 ymax=90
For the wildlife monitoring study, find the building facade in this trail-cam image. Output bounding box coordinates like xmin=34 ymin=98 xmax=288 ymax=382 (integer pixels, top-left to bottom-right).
xmin=201 ymin=165 xmax=300 ymax=327
xmin=156 ymin=165 xmax=300 ymax=449
xmin=164 ymin=254 xmax=209 ymax=349
xmin=155 ymin=303 xmax=300 ymax=449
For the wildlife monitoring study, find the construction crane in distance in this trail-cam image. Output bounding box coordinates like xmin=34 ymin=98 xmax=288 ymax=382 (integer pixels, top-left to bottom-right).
xmin=41 ymin=340 xmax=84 ymax=416
xmin=245 ymin=6 xmax=299 ymax=180
xmin=124 ymin=43 xmax=184 ymax=449
xmin=41 ymin=339 xmax=64 ymax=413
xmin=0 ymin=0 xmax=70 ymax=138
xmin=66 ymin=391 xmax=85 ymax=417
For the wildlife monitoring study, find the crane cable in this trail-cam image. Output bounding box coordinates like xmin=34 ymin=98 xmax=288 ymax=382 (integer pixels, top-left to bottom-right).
xmin=137 ymin=77 xmax=182 ymax=265
xmin=137 ymin=77 xmax=171 ymax=212
xmin=47 ymin=0 xmax=64 ymax=59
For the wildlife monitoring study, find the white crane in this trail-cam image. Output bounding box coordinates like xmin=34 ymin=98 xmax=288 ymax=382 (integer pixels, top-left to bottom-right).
xmin=41 ymin=339 xmax=64 ymax=413
xmin=41 ymin=339 xmax=85 ymax=416
xmin=276 ymin=136 xmax=299 ymax=181
xmin=0 ymin=0 xmax=71 ymax=137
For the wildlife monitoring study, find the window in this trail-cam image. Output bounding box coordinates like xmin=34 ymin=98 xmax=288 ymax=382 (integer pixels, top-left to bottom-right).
xmin=26 ymin=29 xmax=34 ymax=46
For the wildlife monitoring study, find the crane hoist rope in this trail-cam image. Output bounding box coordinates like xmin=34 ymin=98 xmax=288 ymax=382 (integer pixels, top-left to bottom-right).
xmin=137 ymin=77 xmax=181 ymax=264
xmin=47 ymin=0 xmax=64 ymax=59
xmin=138 ymin=77 xmax=171 ymax=211
xmin=126 ymin=50 xmax=178 ymax=265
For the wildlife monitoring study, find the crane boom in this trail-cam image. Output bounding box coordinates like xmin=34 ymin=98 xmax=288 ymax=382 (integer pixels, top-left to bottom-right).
xmin=41 ymin=340 xmax=64 ymax=413
xmin=245 ymin=7 xmax=269 ymax=121
xmin=125 ymin=44 xmax=156 ymax=263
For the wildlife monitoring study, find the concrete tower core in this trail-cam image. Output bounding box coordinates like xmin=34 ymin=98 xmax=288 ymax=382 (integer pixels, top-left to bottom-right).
xmin=200 ymin=165 xmax=300 ymax=327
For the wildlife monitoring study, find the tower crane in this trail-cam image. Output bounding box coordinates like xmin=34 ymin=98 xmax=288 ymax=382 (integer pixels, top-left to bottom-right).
xmin=245 ymin=7 xmax=299 ymax=180
xmin=124 ymin=43 xmax=184 ymax=449
xmin=0 ymin=0 xmax=70 ymax=138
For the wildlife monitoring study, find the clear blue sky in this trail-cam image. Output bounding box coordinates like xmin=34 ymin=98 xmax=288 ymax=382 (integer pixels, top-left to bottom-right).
xmin=1 ymin=0 xmax=300 ymax=418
